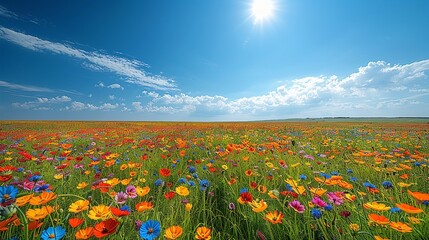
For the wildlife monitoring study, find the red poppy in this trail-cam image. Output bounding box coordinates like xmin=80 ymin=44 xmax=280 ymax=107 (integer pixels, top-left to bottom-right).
xmin=0 ymin=175 xmax=12 ymax=182
xmin=239 ymin=192 xmax=253 ymax=203
xmin=26 ymin=220 xmax=43 ymax=231
xmin=250 ymin=182 xmax=258 ymax=189
xmin=93 ymin=218 xmax=120 ymax=238
xmin=160 ymin=168 xmax=171 ymax=177
xmin=110 ymin=206 xmax=130 ymax=217
xmin=164 ymin=191 xmax=176 ymax=200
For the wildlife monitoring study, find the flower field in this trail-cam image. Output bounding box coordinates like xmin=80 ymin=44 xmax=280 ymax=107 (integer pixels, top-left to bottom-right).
xmin=0 ymin=121 xmax=428 ymax=240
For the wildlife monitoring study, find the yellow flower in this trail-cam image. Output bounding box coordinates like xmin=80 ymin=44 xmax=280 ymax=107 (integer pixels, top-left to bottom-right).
xmin=68 ymin=200 xmax=90 ymax=213
xmin=77 ymin=182 xmax=88 ymax=189
xmin=136 ymin=186 xmax=150 ymax=197
xmin=105 ymin=178 xmax=120 ymax=186
xmin=175 ymin=186 xmax=190 ymax=196
xmin=164 ymin=225 xmax=183 ymax=240
xmin=54 ymin=174 xmax=63 ymax=180
xmin=121 ymin=178 xmax=132 ymax=185
xmin=349 ymin=223 xmax=359 ymax=231
xmin=87 ymin=205 xmax=111 ymax=220
xmin=185 ymin=203 xmax=192 ymax=212
xmin=249 ymin=199 xmax=268 ymax=212
xmin=363 ymin=202 xmax=391 ymax=211
xmin=397 ymin=182 xmax=414 ymax=188
xmin=221 ymin=165 xmax=228 ymax=170
xmin=407 ymin=217 xmax=422 ymax=225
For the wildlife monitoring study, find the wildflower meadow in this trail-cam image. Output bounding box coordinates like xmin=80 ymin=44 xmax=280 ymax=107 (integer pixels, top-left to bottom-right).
xmin=0 ymin=121 xmax=428 ymax=240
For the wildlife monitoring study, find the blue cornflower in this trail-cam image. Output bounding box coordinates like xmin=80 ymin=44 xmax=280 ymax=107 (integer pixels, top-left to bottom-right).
xmin=382 ymin=181 xmax=393 ymax=189
xmin=349 ymin=177 xmax=358 ymax=182
xmin=188 ymin=166 xmax=196 ymax=173
xmin=192 ymin=173 xmax=199 ymax=179
xmin=320 ymin=173 xmax=331 ymax=179
xmin=311 ymin=208 xmax=322 ymax=219
xmin=285 ymin=184 xmax=293 ymax=191
xmin=178 ymin=178 xmax=187 ymax=184
xmin=422 ymin=201 xmax=429 ymax=206
xmin=154 ymin=179 xmax=164 ymax=187
xmin=390 ymin=207 xmax=401 ymax=213
xmin=139 ymin=220 xmax=161 ymax=240
xmin=120 ymin=205 xmax=131 ymax=212
xmin=414 ymin=162 xmax=421 ymax=167
xmin=299 ymin=174 xmax=307 ymax=180
xmin=0 ymin=185 xmax=19 ymax=204
xmin=346 ymin=169 xmax=353 ymax=174
xmin=363 ymin=182 xmax=376 ymax=189
xmin=188 ymin=181 xmax=196 ymax=187
xmin=40 ymin=226 xmax=66 ymax=240
xmin=199 ymin=179 xmax=209 ymax=191
xmin=202 ymin=166 xmax=207 ymax=170
xmin=324 ymin=204 xmax=333 ymax=211
xmin=330 ymin=171 xmax=339 ymax=176
xmin=240 ymin=188 xmax=249 ymax=194
xmin=29 ymin=175 xmax=42 ymax=181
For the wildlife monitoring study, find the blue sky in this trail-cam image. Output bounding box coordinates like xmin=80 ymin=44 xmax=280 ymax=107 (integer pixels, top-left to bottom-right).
xmin=1 ymin=0 xmax=428 ymax=121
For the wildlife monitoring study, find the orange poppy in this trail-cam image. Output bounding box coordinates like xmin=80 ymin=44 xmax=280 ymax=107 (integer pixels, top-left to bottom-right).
xmin=0 ymin=214 xmax=18 ymax=231
xmin=195 ymin=226 xmax=211 ymax=240
xmin=110 ymin=206 xmax=130 ymax=217
xmin=135 ymin=201 xmax=154 ymax=212
xmin=164 ymin=225 xmax=183 ymax=240
xmin=93 ymin=218 xmax=120 ymax=238
xmin=75 ymin=227 xmax=94 ymax=239
xmin=69 ymin=218 xmax=84 ymax=228
xmin=407 ymin=190 xmax=429 ymax=201
xmin=389 ymin=221 xmax=412 ymax=233
xmin=368 ymin=214 xmax=389 ymax=225
xmin=395 ymin=203 xmax=423 ymax=214
xmin=27 ymin=220 xmax=43 ymax=231
xmin=264 ymin=210 xmax=284 ymax=224
xmin=245 ymin=169 xmax=253 ymax=177
xmin=29 ymin=191 xmax=57 ymax=205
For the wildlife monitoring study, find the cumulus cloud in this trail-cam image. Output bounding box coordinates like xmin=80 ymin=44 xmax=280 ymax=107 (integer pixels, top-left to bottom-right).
xmin=107 ymin=83 xmax=124 ymax=90
xmin=133 ymin=60 xmax=429 ymax=117
xmin=67 ymin=101 xmax=119 ymax=111
xmin=0 ymin=26 xmax=176 ymax=90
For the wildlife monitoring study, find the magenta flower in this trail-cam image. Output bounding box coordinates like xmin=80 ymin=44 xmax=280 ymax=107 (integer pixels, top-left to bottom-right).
xmin=327 ymin=192 xmax=344 ymax=205
xmin=311 ymin=196 xmax=327 ymax=208
xmin=289 ymin=200 xmax=305 ymax=213
xmin=115 ymin=191 xmax=128 ymax=204
xmin=126 ymin=185 xmax=137 ymax=199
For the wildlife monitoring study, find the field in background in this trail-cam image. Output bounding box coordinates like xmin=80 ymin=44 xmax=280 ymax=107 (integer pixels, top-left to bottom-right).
xmin=0 ymin=121 xmax=428 ymax=239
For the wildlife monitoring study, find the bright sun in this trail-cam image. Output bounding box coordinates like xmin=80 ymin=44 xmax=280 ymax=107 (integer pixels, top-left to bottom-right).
xmin=250 ymin=0 xmax=276 ymax=24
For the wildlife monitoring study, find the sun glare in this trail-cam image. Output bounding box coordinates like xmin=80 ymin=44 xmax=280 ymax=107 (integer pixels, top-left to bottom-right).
xmin=250 ymin=0 xmax=276 ymax=24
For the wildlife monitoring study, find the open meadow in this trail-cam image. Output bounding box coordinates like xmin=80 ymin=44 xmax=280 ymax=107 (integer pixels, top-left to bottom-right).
xmin=0 ymin=121 xmax=428 ymax=239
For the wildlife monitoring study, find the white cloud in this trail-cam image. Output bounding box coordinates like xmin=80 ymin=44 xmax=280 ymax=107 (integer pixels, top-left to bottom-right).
xmin=67 ymin=101 xmax=119 ymax=111
xmin=95 ymin=82 xmax=105 ymax=88
xmin=12 ymin=95 xmax=71 ymax=110
xmin=0 ymin=80 xmax=54 ymax=92
xmin=0 ymin=5 xmax=18 ymax=19
xmin=0 ymin=26 xmax=176 ymax=90
xmin=107 ymin=83 xmax=124 ymax=90
xmin=135 ymin=60 xmax=429 ymax=117
xmin=109 ymin=95 xmax=115 ymax=100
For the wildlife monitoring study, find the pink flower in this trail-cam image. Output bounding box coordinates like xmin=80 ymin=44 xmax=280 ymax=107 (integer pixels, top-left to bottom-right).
xmin=126 ymin=185 xmax=137 ymax=199
xmin=327 ymin=192 xmax=344 ymax=205
xmin=289 ymin=200 xmax=305 ymax=213
xmin=311 ymin=196 xmax=327 ymax=208
xmin=115 ymin=192 xmax=128 ymax=204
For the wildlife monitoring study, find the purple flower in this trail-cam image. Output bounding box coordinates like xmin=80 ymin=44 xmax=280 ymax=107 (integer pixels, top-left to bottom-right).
xmin=126 ymin=185 xmax=137 ymax=199
xmin=289 ymin=200 xmax=305 ymax=213
xmin=228 ymin=202 xmax=236 ymax=210
xmin=115 ymin=191 xmax=128 ymax=204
